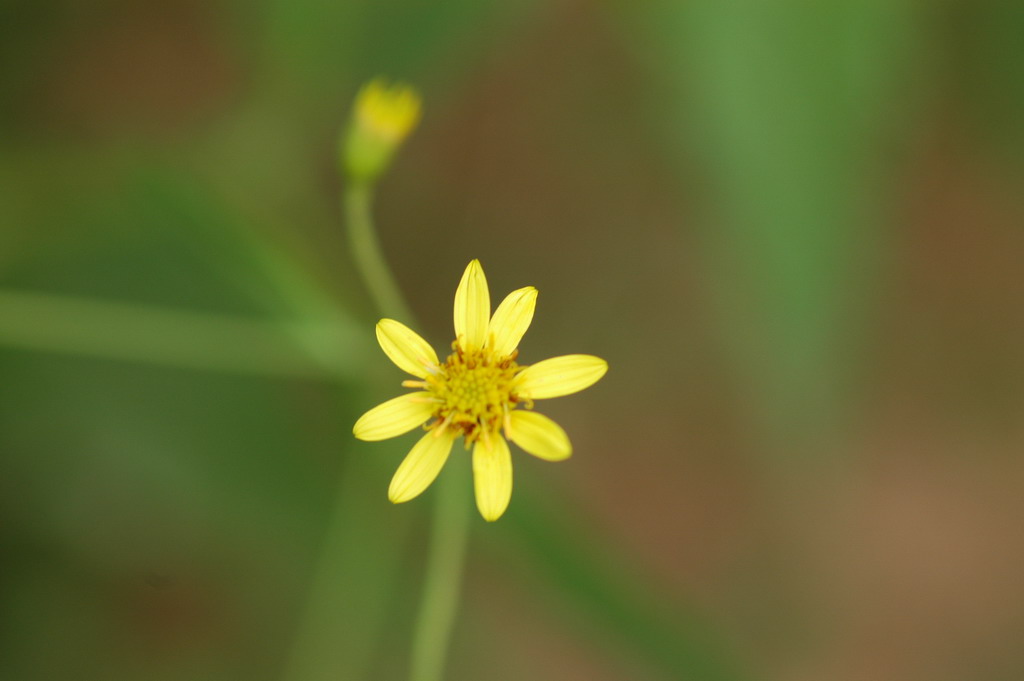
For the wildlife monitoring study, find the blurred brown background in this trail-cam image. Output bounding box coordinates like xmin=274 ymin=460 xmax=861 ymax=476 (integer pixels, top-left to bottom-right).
xmin=2 ymin=1 xmax=1023 ymax=680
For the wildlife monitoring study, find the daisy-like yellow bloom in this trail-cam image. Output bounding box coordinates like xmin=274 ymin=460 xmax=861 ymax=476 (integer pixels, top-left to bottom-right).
xmin=343 ymin=78 xmax=422 ymax=183
xmin=353 ymin=260 xmax=607 ymax=521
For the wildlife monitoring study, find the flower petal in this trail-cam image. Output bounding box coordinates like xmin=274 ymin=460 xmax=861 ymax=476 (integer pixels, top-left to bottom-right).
xmin=353 ymin=392 xmax=435 ymax=441
xmin=376 ymin=318 xmax=439 ymax=378
xmin=514 ymin=355 xmax=608 ymax=400
xmin=487 ymin=286 xmax=537 ymax=357
xmin=472 ymin=436 xmax=513 ymax=521
xmin=388 ymin=430 xmax=456 ymax=503
xmin=507 ymin=410 xmax=572 ymax=461
xmin=453 ymin=259 xmax=489 ymax=351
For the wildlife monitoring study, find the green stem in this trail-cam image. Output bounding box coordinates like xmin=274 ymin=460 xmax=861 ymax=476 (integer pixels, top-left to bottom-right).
xmin=409 ymin=457 xmax=471 ymax=681
xmin=344 ymin=182 xmax=415 ymax=322
xmin=340 ymin=180 xmax=470 ymax=681
xmin=0 ymin=289 xmax=359 ymax=380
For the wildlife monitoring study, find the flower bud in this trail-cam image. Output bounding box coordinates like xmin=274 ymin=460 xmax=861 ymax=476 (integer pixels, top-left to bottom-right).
xmin=342 ymin=78 xmax=421 ymax=184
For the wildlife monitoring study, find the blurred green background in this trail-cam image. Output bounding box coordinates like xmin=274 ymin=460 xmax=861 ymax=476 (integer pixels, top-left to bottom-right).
xmin=3 ymin=1 xmax=1023 ymax=680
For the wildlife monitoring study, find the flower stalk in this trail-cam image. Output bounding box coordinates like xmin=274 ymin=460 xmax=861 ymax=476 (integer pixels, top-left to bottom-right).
xmin=343 ymin=182 xmax=414 ymax=322
xmin=408 ymin=453 xmax=471 ymax=681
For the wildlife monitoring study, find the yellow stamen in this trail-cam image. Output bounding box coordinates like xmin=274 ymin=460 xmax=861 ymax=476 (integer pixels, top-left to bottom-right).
xmin=432 ymin=412 xmax=454 ymax=438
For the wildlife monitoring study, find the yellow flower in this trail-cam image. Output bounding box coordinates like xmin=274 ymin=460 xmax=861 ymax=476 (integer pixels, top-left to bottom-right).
xmin=343 ymin=78 xmax=422 ymax=183
xmin=354 ymin=260 xmax=608 ymax=521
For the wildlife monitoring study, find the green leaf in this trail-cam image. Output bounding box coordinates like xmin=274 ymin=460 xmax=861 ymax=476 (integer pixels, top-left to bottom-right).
xmin=646 ymin=0 xmax=919 ymax=451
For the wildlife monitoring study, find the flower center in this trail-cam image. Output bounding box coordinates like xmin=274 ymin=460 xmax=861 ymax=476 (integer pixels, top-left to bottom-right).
xmin=426 ymin=343 xmax=523 ymax=446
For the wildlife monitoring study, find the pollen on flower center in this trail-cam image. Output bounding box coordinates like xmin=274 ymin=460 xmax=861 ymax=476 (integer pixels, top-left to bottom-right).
xmin=426 ymin=343 xmax=524 ymax=445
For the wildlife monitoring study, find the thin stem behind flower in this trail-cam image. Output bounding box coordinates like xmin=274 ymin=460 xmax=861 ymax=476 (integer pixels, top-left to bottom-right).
xmin=409 ymin=454 xmax=471 ymax=681
xmin=344 ymin=182 xmax=415 ymax=323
